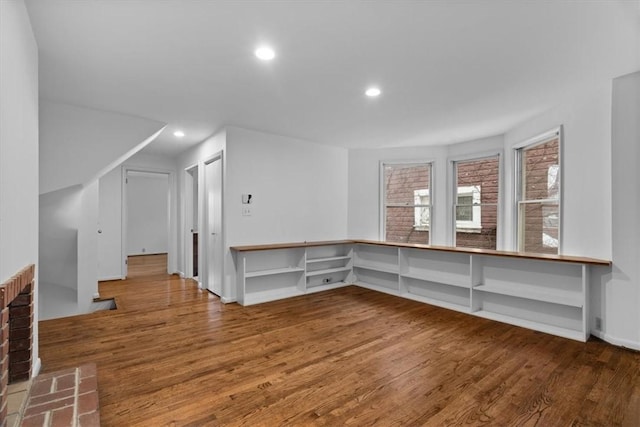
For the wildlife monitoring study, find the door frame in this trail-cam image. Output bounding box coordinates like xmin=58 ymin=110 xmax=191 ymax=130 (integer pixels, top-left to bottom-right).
xmin=121 ymin=165 xmax=176 ymax=278
xmin=183 ymin=163 xmax=199 ymax=283
xmin=202 ymin=151 xmax=224 ymax=296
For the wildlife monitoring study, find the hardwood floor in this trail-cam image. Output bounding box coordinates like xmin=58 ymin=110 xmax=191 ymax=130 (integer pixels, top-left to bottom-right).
xmin=38 ymin=255 xmax=640 ymax=426
xmin=126 ymin=253 xmax=170 ymax=278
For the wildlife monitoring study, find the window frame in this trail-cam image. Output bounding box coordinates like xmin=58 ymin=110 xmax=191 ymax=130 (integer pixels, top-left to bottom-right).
xmin=514 ymin=126 xmax=563 ymax=253
xmin=455 ymin=185 xmax=482 ymax=231
xmin=412 ymin=188 xmax=431 ymax=232
xmin=380 ymin=160 xmax=434 ymax=244
xmin=450 ymin=152 xmax=502 ymax=248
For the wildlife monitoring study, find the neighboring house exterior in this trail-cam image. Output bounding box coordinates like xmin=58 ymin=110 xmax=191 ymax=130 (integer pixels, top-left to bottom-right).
xmin=384 ymin=141 xmax=558 ymax=253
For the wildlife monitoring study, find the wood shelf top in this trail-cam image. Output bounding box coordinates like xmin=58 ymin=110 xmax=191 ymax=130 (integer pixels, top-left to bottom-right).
xmin=231 ymin=240 xmax=353 ymax=252
xmin=354 ymin=240 xmax=611 ymax=266
xmin=231 ymin=239 xmax=611 ymax=266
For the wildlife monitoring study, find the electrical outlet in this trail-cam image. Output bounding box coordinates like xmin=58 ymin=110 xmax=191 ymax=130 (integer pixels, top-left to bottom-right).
xmin=242 ymin=207 xmax=252 ymax=216
xmin=595 ymin=317 xmax=602 ymax=330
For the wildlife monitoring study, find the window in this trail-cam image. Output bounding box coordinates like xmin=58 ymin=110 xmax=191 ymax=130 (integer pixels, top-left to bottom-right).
xmin=383 ymin=163 xmax=432 ymax=244
xmin=455 ymin=186 xmax=481 ymax=226
xmin=413 ymin=189 xmax=430 ymax=231
xmin=516 ymin=129 xmax=561 ymax=254
xmin=453 ymin=156 xmax=499 ymax=249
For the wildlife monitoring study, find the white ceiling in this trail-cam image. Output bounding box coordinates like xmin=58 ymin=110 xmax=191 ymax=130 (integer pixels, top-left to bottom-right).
xmin=25 ymin=0 xmax=640 ymax=157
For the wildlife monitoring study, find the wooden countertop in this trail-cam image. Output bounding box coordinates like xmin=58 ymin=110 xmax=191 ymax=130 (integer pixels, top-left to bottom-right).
xmin=230 ymin=240 xmax=354 ymax=252
xmin=230 ymin=239 xmax=611 ymax=266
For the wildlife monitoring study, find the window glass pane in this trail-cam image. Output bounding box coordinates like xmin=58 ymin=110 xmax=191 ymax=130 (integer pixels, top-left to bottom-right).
xmin=385 ymin=206 xmax=429 ymax=244
xmin=384 ymin=164 xmax=430 ymax=205
xmin=522 ymin=138 xmax=559 ymax=201
xmin=456 ymin=204 xmax=498 ymax=250
xmin=457 ymin=157 xmax=499 ymax=200
xmin=519 ymin=202 xmax=559 ymax=254
xmin=456 ymin=195 xmax=473 ymax=221
xmin=455 ymin=156 xmax=499 ymax=250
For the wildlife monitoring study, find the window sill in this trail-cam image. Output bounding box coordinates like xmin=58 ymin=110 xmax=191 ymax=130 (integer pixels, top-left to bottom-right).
xmin=456 ymin=228 xmax=482 ymax=234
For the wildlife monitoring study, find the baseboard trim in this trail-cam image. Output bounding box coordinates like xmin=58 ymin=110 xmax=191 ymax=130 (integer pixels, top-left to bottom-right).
xmin=128 ymin=252 xmax=168 ymax=257
xmin=591 ymin=329 xmax=640 ymax=351
xmin=98 ymin=276 xmax=122 ymax=282
xmin=32 ymin=357 xmax=42 ymax=377
xmin=221 ymin=297 xmax=236 ymax=304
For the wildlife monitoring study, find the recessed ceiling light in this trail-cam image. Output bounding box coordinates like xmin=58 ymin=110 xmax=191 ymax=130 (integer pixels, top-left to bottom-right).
xmin=365 ymin=87 xmax=382 ymax=97
xmin=174 ymin=130 xmax=185 ymax=137
xmin=255 ymin=46 xmax=276 ymax=61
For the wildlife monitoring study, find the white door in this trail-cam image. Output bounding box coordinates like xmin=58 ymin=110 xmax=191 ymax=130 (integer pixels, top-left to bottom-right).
xmin=205 ymin=156 xmax=223 ymax=296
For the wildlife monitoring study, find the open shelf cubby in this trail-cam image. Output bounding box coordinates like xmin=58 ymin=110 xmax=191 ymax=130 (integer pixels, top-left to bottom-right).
xmin=400 ymin=276 xmax=471 ymax=313
xmin=354 ymin=244 xmax=399 ymax=274
xmin=475 ymin=256 xmax=585 ymax=307
xmin=473 ymin=291 xmax=585 ymax=341
xmin=400 ymin=248 xmax=471 ymax=288
xmin=306 ymin=244 xmax=353 ymax=290
xmin=306 ymin=244 xmax=353 ymax=288
xmin=238 ymin=247 xmax=305 ymax=305
xmin=353 ymin=266 xmax=399 ymax=293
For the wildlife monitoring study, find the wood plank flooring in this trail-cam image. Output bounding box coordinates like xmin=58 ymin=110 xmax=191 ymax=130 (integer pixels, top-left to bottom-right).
xmin=38 ymin=255 xmax=640 ymax=426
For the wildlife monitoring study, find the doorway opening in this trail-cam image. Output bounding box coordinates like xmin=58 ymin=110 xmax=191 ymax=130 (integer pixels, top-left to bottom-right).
xmin=184 ymin=164 xmax=199 ymax=282
xmin=122 ymin=168 xmax=173 ymax=278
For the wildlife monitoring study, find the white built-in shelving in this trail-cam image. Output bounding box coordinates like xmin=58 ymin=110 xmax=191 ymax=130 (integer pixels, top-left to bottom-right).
xmin=235 ymin=241 xmax=354 ymax=305
xmin=399 ymin=248 xmax=472 ymax=313
xmin=305 ymin=244 xmax=353 ymax=291
xmin=353 ymin=244 xmax=399 ymax=293
xmin=237 ymin=246 xmax=305 ymax=305
xmin=232 ymin=240 xmax=610 ymax=342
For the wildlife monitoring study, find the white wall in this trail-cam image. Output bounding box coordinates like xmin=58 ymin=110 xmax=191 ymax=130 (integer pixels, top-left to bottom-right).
xmin=39 ymin=182 xmax=100 ymax=319
xmin=39 ymin=100 xmax=165 ymax=195
xmin=0 ymin=0 xmax=40 ymax=374
xmin=226 ymin=127 xmax=349 ymax=245
xmin=503 ymin=83 xmax=613 ymax=260
xmin=98 ymin=152 xmax=178 ymax=279
xmin=126 ymin=173 xmax=169 ymax=255
xmin=347 ymin=136 xmax=503 ymax=246
xmin=98 ymin=167 xmax=122 ymax=280
xmin=39 ymin=186 xmax=81 ymax=292
xmin=602 ymin=71 xmax=640 ymax=350
xmin=77 ymin=180 xmax=99 ymax=310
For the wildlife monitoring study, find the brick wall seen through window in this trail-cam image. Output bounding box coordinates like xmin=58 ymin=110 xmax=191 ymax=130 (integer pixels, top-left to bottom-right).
xmin=517 ymin=136 xmax=560 ymax=254
xmin=384 ymin=163 xmax=431 ymax=244
xmin=455 ymin=156 xmax=499 ymax=249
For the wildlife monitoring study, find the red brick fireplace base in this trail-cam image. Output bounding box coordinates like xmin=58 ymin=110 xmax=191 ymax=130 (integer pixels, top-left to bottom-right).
xmin=1 ymin=265 xmax=35 ymax=426
xmin=21 ymin=363 xmax=100 ymax=426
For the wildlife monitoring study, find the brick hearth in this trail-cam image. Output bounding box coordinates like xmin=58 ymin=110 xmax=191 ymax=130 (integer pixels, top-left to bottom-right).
xmin=1 ymin=265 xmax=35 ymax=427
xmin=20 ymin=363 xmax=100 ymax=427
